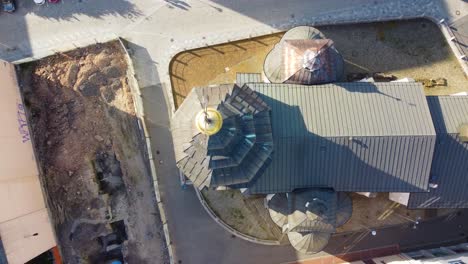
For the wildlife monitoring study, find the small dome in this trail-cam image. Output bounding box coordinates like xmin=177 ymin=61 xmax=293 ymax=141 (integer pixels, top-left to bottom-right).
xmin=287 ymin=231 xmax=331 ymax=254
xmin=195 ymin=108 xmax=223 ymax=135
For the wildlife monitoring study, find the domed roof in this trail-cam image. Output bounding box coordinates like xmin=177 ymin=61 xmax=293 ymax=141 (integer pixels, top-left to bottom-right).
xmin=264 ymin=26 xmax=344 ymax=85
xmin=172 ymin=84 xmax=274 ymax=189
xmin=195 ymin=108 xmax=223 ymax=136
xmin=287 ymin=189 xmax=337 ymax=233
xmin=287 ymin=231 xmax=331 ymax=254
xmin=267 ymin=193 xmax=289 ymax=228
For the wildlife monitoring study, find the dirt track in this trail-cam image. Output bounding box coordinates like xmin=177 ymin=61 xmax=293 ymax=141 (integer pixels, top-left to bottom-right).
xmin=20 ymin=42 xmax=168 ymax=264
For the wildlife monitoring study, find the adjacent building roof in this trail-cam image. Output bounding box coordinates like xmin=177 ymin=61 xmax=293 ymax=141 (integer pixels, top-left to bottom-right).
xmin=264 ymin=26 xmax=344 ymax=85
xmin=245 ymin=82 xmax=436 ymax=194
xmin=408 ymin=96 xmax=468 ymax=208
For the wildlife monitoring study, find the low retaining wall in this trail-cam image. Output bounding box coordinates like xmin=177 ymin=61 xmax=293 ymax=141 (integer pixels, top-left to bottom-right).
xmin=435 ymin=18 xmax=468 ymax=77
xmin=118 ymin=38 xmax=175 ymax=264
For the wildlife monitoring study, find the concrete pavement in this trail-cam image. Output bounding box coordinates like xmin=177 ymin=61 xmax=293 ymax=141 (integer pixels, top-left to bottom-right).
xmin=1 ymin=0 xmax=468 ymax=263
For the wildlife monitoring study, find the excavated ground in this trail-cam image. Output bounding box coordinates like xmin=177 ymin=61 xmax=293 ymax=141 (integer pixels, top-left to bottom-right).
xmin=20 ymin=41 xmax=168 ymax=264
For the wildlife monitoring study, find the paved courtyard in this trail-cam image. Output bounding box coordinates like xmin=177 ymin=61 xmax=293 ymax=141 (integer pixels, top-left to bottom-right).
xmin=1 ymin=0 xmax=467 ymax=263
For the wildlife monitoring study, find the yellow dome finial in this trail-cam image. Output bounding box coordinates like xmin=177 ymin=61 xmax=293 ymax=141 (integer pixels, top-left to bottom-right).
xmin=195 ymin=108 xmax=223 ymax=135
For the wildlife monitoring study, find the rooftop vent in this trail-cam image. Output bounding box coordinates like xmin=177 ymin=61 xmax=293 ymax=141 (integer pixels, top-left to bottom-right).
xmin=459 ymin=124 xmax=468 ymax=143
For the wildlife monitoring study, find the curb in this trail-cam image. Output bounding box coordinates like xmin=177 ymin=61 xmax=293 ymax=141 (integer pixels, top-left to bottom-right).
xmin=118 ymin=38 xmax=175 ymax=264
xmin=193 ymin=188 xmax=281 ymax=246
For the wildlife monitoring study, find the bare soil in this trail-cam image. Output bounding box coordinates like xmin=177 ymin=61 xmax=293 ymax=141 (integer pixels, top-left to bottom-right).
xmin=20 ymin=41 xmax=168 ymax=264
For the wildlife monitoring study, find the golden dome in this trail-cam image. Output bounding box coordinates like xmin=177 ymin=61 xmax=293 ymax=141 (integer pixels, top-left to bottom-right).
xmin=195 ymin=108 xmax=223 ymax=135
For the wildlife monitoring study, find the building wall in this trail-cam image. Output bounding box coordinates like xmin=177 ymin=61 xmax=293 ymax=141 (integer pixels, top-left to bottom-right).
xmin=0 ymin=60 xmax=56 ymax=264
xmin=350 ymin=243 xmax=468 ymax=264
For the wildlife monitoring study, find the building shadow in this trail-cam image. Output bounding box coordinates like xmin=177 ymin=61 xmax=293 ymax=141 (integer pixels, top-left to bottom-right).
xmin=0 ymin=0 xmax=141 ymax=62
xmin=246 ymin=90 xmax=429 ymax=196
xmin=408 ymin=96 xmax=468 ymax=208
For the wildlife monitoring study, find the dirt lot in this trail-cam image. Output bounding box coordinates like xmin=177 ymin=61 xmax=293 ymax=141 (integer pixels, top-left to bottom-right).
xmin=20 ymin=42 xmax=168 ymax=264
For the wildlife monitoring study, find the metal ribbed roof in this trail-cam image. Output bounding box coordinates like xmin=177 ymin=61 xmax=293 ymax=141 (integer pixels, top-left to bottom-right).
xmin=236 ymin=73 xmax=262 ymax=87
xmin=249 ymin=82 xmax=435 ymax=137
xmin=245 ymin=82 xmax=436 ymax=194
xmin=408 ymin=96 xmax=468 ymax=208
xmin=267 ymin=193 xmax=289 ymax=228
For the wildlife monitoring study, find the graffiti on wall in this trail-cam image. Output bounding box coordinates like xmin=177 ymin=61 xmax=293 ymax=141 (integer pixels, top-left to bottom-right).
xmin=17 ymin=102 xmax=30 ymax=143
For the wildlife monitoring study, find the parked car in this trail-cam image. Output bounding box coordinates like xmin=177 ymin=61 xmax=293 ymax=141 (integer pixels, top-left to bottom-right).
xmin=48 ymin=0 xmax=59 ymax=3
xmin=2 ymin=0 xmax=15 ymax=13
xmin=33 ymin=0 xmax=45 ymax=5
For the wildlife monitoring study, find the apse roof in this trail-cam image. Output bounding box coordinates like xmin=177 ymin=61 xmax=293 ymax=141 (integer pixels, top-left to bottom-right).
xmin=173 ymin=84 xmax=274 ymax=189
xmin=264 ymin=26 xmax=344 ymax=85
xmin=287 ymin=231 xmax=331 ymax=254
xmin=245 ymin=82 xmax=436 ymax=194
